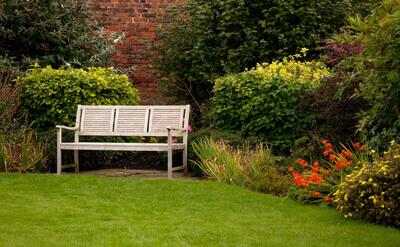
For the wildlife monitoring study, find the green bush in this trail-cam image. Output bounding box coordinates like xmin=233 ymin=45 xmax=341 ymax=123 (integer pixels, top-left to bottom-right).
xmin=211 ymin=54 xmax=330 ymax=152
xmin=334 ymin=141 xmax=400 ymax=228
xmin=337 ymin=0 xmax=400 ymax=149
xmin=192 ymin=138 xmax=290 ymax=196
xmin=153 ymin=0 xmax=375 ymax=108
xmin=19 ymin=65 xmax=140 ymax=130
xmin=0 ymin=0 xmax=116 ymax=68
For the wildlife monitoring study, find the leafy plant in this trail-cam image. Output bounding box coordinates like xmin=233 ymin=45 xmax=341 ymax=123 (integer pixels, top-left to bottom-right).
xmin=0 ymin=129 xmax=48 ymax=172
xmin=153 ymin=0 xmax=375 ymax=109
xmin=192 ymin=138 xmax=290 ymax=196
xmin=288 ymin=139 xmax=367 ymax=205
xmin=211 ymin=53 xmax=330 ymax=152
xmin=336 ymin=0 xmax=400 ymax=149
xmin=334 ymin=141 xmax=400 ymax=228
xmin=19 ymin=65 xmax=140 ymax=130
xmin=0 ymin=0 xmax=117 ymax=68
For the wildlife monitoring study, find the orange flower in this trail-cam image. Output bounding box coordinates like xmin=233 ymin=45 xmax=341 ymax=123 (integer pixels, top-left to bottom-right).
xmin=313 ymin=161 xmax=320 ymax=166
xmin=353 ymin=142 xmax=362 ymax=150
xmin=323 ymin=169 xmax=331 ymax=175
xmin=323 ymin=195 xmax=332 ymax=202
xmin=288 ymin=167 xmax=295 ymax=173
xmin=310 ymin=173 xmax=324 ymax=186
xmin=296 ymin=159 xmax=309 ymax=168
xmin=335 ymin=163 xmax=343 ymax=169
xmin=341 ymin=150 xmax=353 ymax=159
xmin=311 ymin=167 xmax=319 ymax=173
xmin=311 ymin=191 xmax=320 ymax=198
xmin=334 ymin=156 xmax=352 ymax=169
xmin=293 ymin=172 xmax=309 ymax=188
xmin=322 ymin=139 xmax=329 ymax=145
xmin=329 ymin=154 xmax=337 ymax=162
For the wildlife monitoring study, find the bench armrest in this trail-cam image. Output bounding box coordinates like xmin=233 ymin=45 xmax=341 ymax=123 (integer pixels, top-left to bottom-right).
xmin=166 ymin=127 xmax=187 ymax=132
xmin=56 ymin=125 xmax=78 ymax=131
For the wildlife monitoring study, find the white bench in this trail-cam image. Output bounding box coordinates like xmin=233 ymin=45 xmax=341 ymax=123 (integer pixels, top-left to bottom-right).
xmin=56 ymin=105 xmax=190 ymax=179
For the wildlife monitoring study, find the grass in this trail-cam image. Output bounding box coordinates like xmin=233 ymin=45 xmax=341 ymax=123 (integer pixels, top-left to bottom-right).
xmin=0 ymin=173 xmax=399 ymax=247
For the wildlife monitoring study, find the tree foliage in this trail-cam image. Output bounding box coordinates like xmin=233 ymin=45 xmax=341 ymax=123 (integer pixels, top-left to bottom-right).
xmin=339 ymin=0 xmax=400 ymax=149
xmin=0 ymin=0 xmax=115 ymax=68
xmin=154 ymin=0 xmax=377 ymax=109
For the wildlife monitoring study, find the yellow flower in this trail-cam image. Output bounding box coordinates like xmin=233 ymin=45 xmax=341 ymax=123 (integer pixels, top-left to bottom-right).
xmin=394 ymin=155 xmax=400 ymax=159
xmin=381 ymin=205 xmax=385 ymax=208
xmin=370 ymin=149 xmax=376 ymax=154
xmin=390 ymin=140 xmax=395 ymax=146
xmin=368 ymin=178 xmax=373 ymax=182
xmin=300 ymin=47 xmax=309 ymax=54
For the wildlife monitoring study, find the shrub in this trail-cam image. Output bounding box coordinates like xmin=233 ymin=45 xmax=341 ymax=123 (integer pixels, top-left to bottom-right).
xmin=211 ymin=53 xmax=330 ymax=152
xmin=19 ymin=65 xmax=140 ymax=130
xmin=334 ymin=141 xmax=400 ymax=228
xmin=153 ymin=0 xmax=375 ymax=108
xmin=192 ymin=138 xmax=290 ymax=196
xmin=337 ymin=0 xmax=400 ymax=149
xmin=288 ymin=139 xmax=367 ymax=205
xmin=0 ymin=128 xmax=48 ymax=172
xmin=1 ymin=69 xmax=22 ymax=126
xmin=0 ymin=0 xmax=116 ymax=68
xmin=300 ymin=40 xmax=367 ymax=144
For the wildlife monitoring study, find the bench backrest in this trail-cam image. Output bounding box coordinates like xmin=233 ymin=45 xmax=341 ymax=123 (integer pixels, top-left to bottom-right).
xmin=75 ymin=105 xmax=190 ymax=137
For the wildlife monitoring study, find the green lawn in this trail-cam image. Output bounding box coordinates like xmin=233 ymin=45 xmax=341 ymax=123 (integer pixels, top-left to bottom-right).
xmin=0 ymin=173 xmax=399 ymax=247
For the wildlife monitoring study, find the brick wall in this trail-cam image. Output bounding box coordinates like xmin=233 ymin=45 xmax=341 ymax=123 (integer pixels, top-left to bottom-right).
xmin=89 ymin=0 xmax=184 ymax=104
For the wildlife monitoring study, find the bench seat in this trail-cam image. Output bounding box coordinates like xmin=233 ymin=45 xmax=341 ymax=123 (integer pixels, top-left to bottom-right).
xmin=60 ymin=142 xmax=186 ymax=151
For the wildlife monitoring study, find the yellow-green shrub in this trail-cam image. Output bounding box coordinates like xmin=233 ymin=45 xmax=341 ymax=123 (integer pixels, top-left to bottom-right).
xmin=211 ymin=53 xmax=330 ymax=152
xmin=334 ymin=141 xmax=400 ymax=228
xmin=19 ymin=65 xmax=140 ymax=130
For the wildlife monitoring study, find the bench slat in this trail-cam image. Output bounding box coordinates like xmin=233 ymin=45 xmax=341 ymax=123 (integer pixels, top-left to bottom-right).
xmin=60 ymin=142 xmax=185 ymax=151
xmin=80 ymin=108 xmax=114 ymax=133
xmin=114 ymin=108 xmax=148 ymax=134
xmin=149 ymin=108 xmax=184 ymax=134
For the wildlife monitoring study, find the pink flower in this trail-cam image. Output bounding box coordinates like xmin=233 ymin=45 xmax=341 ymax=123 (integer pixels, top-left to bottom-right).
xmin=188 ymin=125 xmax=193 ymax=134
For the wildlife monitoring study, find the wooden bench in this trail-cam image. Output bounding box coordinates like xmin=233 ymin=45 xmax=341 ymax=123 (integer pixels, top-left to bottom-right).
xmin=56 ymin=105 xmax=190 ymax=179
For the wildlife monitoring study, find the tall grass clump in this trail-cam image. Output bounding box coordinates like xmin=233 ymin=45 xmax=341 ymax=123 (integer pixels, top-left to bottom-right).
xmin=192 ymin=138 xmax=290 ymax=196
xmin=0 ymin=130 xmax=48 ymax=172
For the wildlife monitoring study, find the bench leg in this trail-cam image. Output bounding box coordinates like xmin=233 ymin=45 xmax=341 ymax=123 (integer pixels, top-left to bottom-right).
xmin=56 ymin=128 xmax=62 ymax=175
xmin=74 ymin=150 xmax=79 ymax=173
xmin=57 ymin=146 xmax=62 ymax=175
xmin=168 ymin=149 xmax=173 ymax=179
xmin=183 ymin=147 xmax=188 ymax=175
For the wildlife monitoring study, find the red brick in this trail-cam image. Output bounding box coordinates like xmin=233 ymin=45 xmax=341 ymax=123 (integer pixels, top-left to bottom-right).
xmin=89 ymin=0 xmax=183 ymax=104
